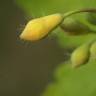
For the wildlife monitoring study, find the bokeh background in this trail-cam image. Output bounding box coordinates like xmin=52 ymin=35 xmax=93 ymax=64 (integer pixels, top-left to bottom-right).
xmin=0 ymin=0 xmax=65 ymax=96
xmin=1 ymin=0 xmax=96 ymax=96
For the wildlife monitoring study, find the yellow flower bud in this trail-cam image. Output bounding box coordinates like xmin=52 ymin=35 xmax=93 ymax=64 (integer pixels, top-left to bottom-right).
xmin=90 ymin=41 xmax=96 ymax=58
xmin=71 ymin=43 xmax=90 ymax=68
xmin=20 ymin=13 xmax=63 ymax=41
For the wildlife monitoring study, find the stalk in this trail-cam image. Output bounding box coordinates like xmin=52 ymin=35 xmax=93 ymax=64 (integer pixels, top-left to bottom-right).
xmin=63 ymin=8 xmax=96 ymax=19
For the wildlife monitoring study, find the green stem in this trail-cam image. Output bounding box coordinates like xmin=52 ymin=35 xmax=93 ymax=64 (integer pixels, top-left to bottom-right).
xmin=63 ymin=8 xmax=96 ymax=19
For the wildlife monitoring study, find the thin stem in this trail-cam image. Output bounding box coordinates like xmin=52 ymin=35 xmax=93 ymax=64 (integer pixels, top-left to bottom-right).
xmin=63 ymin=8 xmax=96 ymax=19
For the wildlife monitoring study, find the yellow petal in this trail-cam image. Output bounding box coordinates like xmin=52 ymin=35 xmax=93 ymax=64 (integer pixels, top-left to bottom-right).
xmin=42 ymin=13 xmax=63 ymax=30
xmin=20 ymin=13 xmax=63 ymax=41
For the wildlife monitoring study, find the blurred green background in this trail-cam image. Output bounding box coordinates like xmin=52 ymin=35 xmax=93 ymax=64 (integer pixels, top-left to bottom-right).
xmin=0 ymin=0 xmax=66 ymax=96
xmin=1 ymin=0 xmax=96 ymax=96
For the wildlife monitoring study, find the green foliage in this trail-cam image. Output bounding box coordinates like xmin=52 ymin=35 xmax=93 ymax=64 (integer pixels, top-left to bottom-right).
xmin=87 ymin=13 xmax=96 ymax=25
xmin=15 ymin=0 xmax=96 ymax=96
xmin=90 ymin=41 xmax=96 ymax=58
xmin=43 ymin=59 xmax=96 ymax=96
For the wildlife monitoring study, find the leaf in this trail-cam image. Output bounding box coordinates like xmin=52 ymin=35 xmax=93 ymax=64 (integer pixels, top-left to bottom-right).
xmin=43 ymin=59 xmax=96 ymax=96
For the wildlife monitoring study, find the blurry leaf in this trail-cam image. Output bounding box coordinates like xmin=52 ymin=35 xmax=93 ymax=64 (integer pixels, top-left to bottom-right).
xmin=43 ymin=59 xmax=96 ymax=96
xmin=55 ymin=30 xmax=96 ymax=47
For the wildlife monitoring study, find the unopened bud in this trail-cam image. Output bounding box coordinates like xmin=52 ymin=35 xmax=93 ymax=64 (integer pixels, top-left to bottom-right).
xmin=71 ymin=43 xmax=90 ymax=68
xmin=60 ymin=17 xmax=90 ymax=35
xmin=20 ymin=13 xmax=63 ymax=41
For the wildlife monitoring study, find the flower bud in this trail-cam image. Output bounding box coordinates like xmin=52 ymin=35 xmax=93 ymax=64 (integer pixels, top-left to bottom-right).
xmin=60 ymin=17 xmax=90 ymax=35
xmin=90 ymin=41 xmax=96 ymax=58
xmin=20 ymin=13 xmax=63 ymax=41
xmin=71 ymin=43 xmax=90 ymax=68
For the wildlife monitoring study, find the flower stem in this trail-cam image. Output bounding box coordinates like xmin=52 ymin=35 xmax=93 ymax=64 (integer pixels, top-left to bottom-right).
xmin=63 ymin=8 xmax=96 ymax=19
